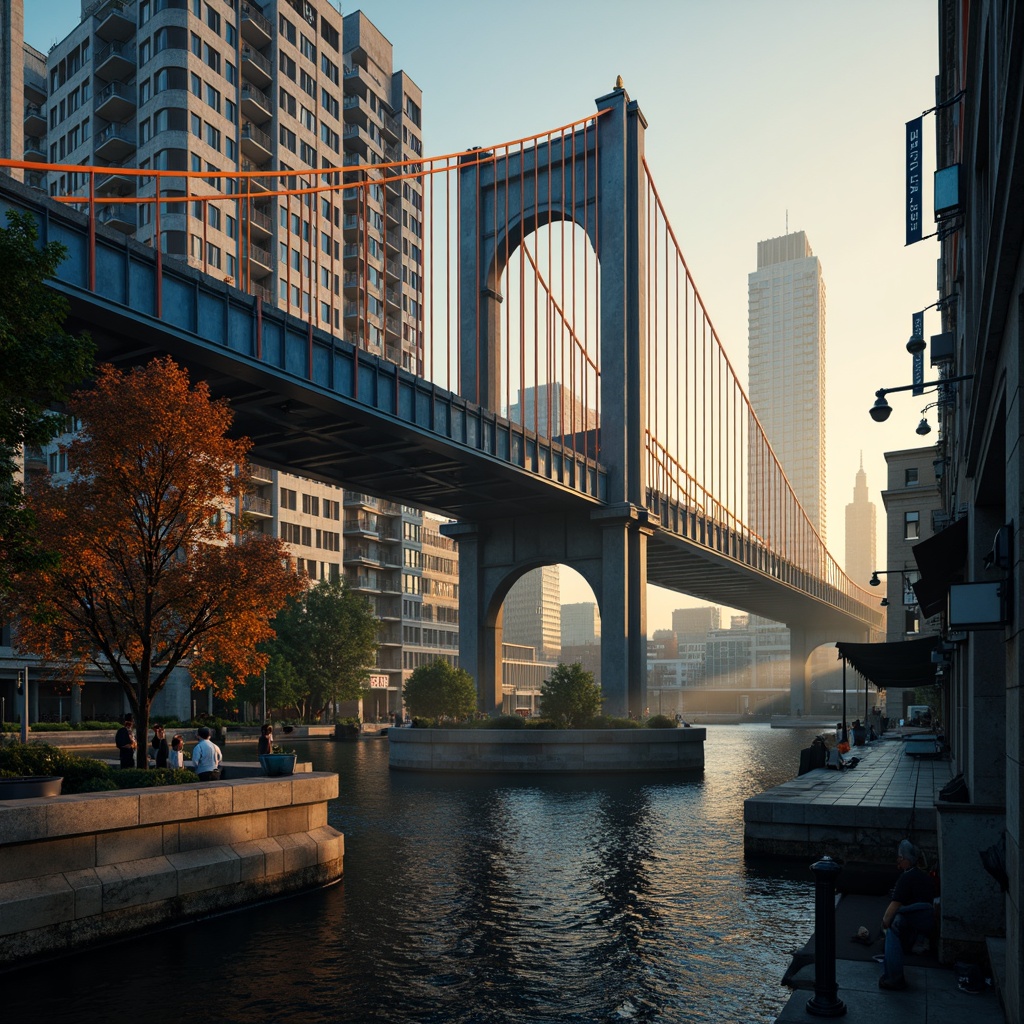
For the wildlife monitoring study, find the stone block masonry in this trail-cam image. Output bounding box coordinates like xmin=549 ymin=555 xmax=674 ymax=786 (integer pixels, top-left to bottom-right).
xmin=0 ymin=773 xmax=343 ymax=967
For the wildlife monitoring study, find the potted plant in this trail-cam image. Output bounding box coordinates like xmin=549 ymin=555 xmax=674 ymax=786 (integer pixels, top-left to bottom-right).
xmin=259 ymin=744 xmax=297 ymax=776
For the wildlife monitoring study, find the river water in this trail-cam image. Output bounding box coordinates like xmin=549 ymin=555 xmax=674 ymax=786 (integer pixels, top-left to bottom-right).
xmin=5 ymin=724 xmax=823 ymax=1024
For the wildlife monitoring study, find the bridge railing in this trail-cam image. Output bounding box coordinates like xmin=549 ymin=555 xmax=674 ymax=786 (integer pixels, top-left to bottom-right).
xmin=641 ymin=162 xmax=873 ymax=613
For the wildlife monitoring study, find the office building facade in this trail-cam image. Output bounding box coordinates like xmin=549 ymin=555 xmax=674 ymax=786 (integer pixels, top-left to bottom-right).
xmin=844 ymin=456 xmax=877 ymax=593
xmin=747 ymin=230 xmax=827 ymax=542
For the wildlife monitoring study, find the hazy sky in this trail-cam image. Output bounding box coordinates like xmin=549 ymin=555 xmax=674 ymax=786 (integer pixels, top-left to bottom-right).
xmin=24 ymin=1 xmax=940 ymax=631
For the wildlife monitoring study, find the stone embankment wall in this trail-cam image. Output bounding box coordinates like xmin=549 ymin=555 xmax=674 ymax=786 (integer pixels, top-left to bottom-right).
xmin=0 ymin=773 xmax=343 ymax=967
xmin=389 ymin=727 xmax=706 ymax=772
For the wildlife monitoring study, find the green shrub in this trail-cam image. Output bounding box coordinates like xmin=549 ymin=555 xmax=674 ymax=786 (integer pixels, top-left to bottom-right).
xmin=480 ymin=714 xmax=527 ymax=729
xmin=79 ymin=720 xmax=121 ymax=731
xmin=112 ymin=767 xmax=195 ymax=789
xmin=76 ymin=776 xmax=119 ymax=793
xmin=539 ymin=663 xmax=604 ymax=727
xmin=28 ymin=722 xmax=72 ymax=732
xmin=586 ymin=715 xmax=640 ymax=729
xmin=410 ymin=716 xmax=435 ymax=728
xmin=646 ymin=714 xmax=676 ymax=729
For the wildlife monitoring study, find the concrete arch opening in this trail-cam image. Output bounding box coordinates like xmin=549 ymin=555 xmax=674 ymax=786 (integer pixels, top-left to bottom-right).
xmin=497 ymin=565 xmax=602 ymax=718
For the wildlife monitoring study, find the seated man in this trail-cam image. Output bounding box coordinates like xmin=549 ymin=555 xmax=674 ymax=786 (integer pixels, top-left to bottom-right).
xmin=879 ymin=839 xmax=936 ymax=991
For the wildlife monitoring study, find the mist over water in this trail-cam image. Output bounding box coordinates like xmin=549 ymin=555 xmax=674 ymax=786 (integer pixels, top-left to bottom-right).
xmin=5 ymin=725 xmax=822 ymax=1024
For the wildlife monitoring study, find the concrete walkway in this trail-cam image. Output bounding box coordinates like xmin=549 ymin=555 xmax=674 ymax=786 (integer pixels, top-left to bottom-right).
xmin=764 ymin=735 xmax=1007 ymax=1022
xmin=745 ymin=734 xmax=954 ymax=863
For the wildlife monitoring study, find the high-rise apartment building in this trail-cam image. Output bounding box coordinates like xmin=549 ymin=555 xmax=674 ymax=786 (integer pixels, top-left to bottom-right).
xmin=503 ymin=566 xmax=561 ymax=662
xmin=844 ymin=455 xmax=877 ymax=592
xmin=9 ymin=0 xmax=451 ymax=718
xmin=561 ymin=601 xmax=600 ymax=647
xmin=747 ymin=230 xmax=827 ymax=541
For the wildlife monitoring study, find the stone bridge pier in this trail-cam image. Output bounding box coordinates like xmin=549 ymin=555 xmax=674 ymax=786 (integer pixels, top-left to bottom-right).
xmin=442 ymin=504 xmax=652 ymax=718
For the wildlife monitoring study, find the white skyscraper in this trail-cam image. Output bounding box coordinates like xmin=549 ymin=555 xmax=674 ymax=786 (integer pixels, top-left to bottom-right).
xmin=747 ymin=230 xmax=827 ymax=541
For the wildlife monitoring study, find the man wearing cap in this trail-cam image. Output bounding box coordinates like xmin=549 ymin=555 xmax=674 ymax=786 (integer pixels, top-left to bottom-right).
xmin=192 ymin=726 xmax=223 ymax=781
xmin=115 ymin=714 xmax=136 ymax=768
xmin=879 ymin=838 xmax=936 ymax=990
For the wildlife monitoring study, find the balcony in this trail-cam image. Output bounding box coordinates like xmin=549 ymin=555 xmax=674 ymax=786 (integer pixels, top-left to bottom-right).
xmin=240 ymin=121 xmax=272 ymax=163
xmin=243 ymin=241 xmax=272 ymax=277
xmin=90 ymin=0 xmax=135 ymax=41
xmin=241 ymin=45 xmax=272 ymax=89
xmin=95 ymin=40 xmax=136 ymax=82
xmin=94 ymin=80 xmax=135 ymax=122
xmin=251 ymin=281 xmax=273 ymax=304
xmin=240 ymin=2 xmax=272 ymax=48
xmin=23 ymin=135 xmax=46 ymax=161
xmin=240 ymin=83 xmax=272 ymax=124
xmin=94 ymin=121 xmax=136 ymax=161
xmin=96 ymin=169 xmax=136 ymax=196
xmin=244 ymin=205 xmax=272 ymax=238
xmin=23 ymin=67 xmax=46 ymax=105
xmin=96 ymin=202 xmax=136 ymax=232
xmin=242 ymin=493 xmax=272 ymax=517
xmin=23 ymin=103 xmax=46 ymax=136
xmin=248 ymin=462 xmax=274 ymax=482
xmin=241 ymin=160 xmax=273 ymax=193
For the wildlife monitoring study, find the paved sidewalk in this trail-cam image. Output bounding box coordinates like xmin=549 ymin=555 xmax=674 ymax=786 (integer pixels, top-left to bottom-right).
xmin=775 ymin=957 xmax=1005 ymax=1023
xmin=745 ymin=735 xmax=954 ymax=862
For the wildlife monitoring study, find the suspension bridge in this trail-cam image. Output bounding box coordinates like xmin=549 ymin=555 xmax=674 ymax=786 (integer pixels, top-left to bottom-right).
xmin=0 ymin=83 xmax=881 ymax=716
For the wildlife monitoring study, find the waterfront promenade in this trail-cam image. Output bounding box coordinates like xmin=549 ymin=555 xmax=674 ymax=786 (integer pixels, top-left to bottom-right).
xmin=761 ymin=734 xmax=1008 ymax=1023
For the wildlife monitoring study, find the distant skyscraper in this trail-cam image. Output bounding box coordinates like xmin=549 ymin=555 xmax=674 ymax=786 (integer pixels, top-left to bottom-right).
xmin=561 ymin=602 xmax=600 ymax=647
xmin=672 ymin=606 xmax=720 ymax=641
xmin=747 ymin=230 xmax=827 ymax=541
xmin=845 ymin=455 xmax=877 ymax=589
xmin=504 ymin=566 xmax=561 ymax=661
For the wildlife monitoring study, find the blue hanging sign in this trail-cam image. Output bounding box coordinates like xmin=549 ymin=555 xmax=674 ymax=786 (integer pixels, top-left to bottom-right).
xmin=906 ymin=117 xmax=923 ymax=245
xmin=912 ymin=311 xmax=924 ymax=395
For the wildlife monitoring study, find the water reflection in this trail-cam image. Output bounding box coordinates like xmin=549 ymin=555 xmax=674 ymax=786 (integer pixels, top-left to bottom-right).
xmin=3 ymin=725 xmax=822 ymax=1024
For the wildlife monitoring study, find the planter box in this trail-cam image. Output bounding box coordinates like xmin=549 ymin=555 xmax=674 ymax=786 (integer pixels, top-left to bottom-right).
xmin=259 ymin=753 xmax=297 ymax=776
xmin=0 ymin=775 xmax=63 ymax=799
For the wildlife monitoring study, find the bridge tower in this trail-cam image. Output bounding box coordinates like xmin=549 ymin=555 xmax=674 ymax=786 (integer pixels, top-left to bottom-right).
xmin=449 ymin=83 xmax=650 ymax=716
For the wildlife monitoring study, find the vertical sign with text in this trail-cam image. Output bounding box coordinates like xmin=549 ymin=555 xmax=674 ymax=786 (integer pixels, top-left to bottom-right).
xmin=906 ymin=117 xmax=923 ymax=245
xmin=912 ymin=311 xmax=925 ymax=395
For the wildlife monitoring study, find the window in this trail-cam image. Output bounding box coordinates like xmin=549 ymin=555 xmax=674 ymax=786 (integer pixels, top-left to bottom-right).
xmin=191 ymin=32 xmax=201 ymax=57
xmin=320 ymin=124 xmax=339 ymax=151
xmin=904 ymin=511 xmax=920 ymax=540
xmin=300 ymin=34 xmax=316 ymax=61
xmin=225 ymin=137 xmax=236 ymax=161
xmin=225 ymin=98 xmax=236 ymax=121
xmin=321 ymin=88 xmax=339 ymax=119
xmin=279 ymin=87 xmax=296 ymax=118
xmin=140 ymin=77 xmax=152 ymax=103
xmin=300 ymin=70 xmax=315 ymax=99
xmin=280 ymin=488 xmax=297 ymax=510
xmin=321 ymin=54 xmax=338 ymax=84
xmin=225 ymin=60 xmax=236 ymax=85
xmin=300 ymin=105 xmax=316 ymax=132
xmin=205 ymin=83 xmax=220 ymax=112
xmin=205 ymin=3 xmax=219 ymax=33
xmin=280 ymin=53 xmax=296 ymax=80
xmin=191 ymin=72 xmax=202 ymax=97
xmin=302 ymin=493 xmax=320 ymax=515
xmin=203 ymin=42 xmax=220 ymax=74
xmin=300 ymin=141 xmax=316 ymax=164
xmin=226 ymin=23 xmax=236 ymax=45
xmin=206 ymin=242 xmax=221 ymax=268
xmin=279 ymin=14 xmax=296 ymax=44
xmin=280 ymin=126 xmax=296 ymax=153
xmin=191 ymin=112 xmax=202 ymax=138
xmin=905 ymin=467 xmax=919 ymax=486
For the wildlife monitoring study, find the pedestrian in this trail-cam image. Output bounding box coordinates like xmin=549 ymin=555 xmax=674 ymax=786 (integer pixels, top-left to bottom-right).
xmin=115 ymin=714 xmax=136 ymax=768
xmin=168 ymin=734 xmax=185 ymax=769
xmin=878 ymin=839 xmax=937 ymax=991
xmin=257 ymin=722 xmax=273 ymax=756
xmin=192 ymin=726 xmax=223 ymax=781
xmin=150 ymin=724 xmax=169 ymax=768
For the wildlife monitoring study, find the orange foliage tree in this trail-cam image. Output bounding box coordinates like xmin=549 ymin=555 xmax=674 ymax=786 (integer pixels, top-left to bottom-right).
xmin=12 ymin=357 xmax=303 ymax=765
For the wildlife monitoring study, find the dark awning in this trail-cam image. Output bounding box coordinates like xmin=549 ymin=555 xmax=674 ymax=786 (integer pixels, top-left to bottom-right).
xmin=835 ymin=635 xmax=940 ymax=689
xmin=912 ymin=516 xmax=968 ymax=616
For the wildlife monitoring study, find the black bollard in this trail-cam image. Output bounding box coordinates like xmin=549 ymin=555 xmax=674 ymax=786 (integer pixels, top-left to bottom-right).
xmin=805 ymin=855 xmax=847 ymax=1017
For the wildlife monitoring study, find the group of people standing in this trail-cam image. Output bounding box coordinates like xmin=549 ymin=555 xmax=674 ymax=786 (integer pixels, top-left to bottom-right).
xmin=114 ymin=714 xmax=221 ymax=779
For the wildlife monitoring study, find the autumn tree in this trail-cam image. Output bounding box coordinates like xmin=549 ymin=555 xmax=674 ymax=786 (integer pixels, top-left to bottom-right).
xmin=266 ymin=578 xmax=379 ymax=721
xmin=403 ymin=660 xmax=477 ymax=721
xmin=0 ymin=211 xmax=94 ymax=595
xmin=12 ymin=357 xmax=303 ymax=765
xmin=539 ymin=662 xmax=603 ymax=727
